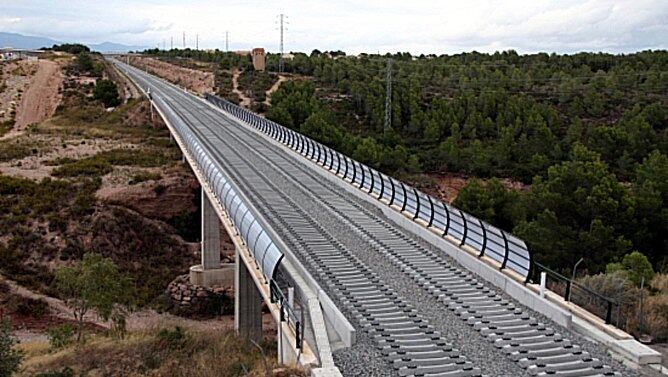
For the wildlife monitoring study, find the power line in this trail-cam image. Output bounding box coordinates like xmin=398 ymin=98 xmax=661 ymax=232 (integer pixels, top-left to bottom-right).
xmin=384 ymin=58 xmax=392 ymax=133
xmin=278 ymin=13 xmax=286 ymax=73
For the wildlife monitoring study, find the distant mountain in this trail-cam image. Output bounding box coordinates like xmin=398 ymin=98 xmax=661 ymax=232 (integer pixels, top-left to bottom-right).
xmin=88 ymin=41 xmax=147 ymax=53
xmin=0 ymin=32 xmax=59 ymax=49
xmin=0 ymin=32 xmax=146 ymax=53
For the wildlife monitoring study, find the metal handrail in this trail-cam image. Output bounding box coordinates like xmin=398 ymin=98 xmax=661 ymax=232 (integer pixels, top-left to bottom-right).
xmin=205 ymin=94 xmax=534 ymax=282
xmin=269 ymin=280 xmax=303 ymax=349
xmin=532 ymin=262 xmax=616 ymax=324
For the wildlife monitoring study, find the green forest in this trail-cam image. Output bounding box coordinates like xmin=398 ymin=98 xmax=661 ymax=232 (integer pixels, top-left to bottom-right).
xmin=143 ymin=48 xmax=667 ymax=279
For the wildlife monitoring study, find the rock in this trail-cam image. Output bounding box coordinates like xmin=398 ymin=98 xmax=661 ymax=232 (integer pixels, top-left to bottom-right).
xmin=164 ymin=274 xmax=233 ymax=317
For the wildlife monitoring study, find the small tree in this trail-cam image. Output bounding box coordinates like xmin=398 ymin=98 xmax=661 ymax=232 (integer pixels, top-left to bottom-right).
xmin=93 ymin=79 xmax=121 ymax=108
xmin=606 ymin=251 xmax=655 ymax=286
xmin=0 ymin=319 xmax=23 ymax=377
xmin=54 ymin=253 xmax=133 ymax=342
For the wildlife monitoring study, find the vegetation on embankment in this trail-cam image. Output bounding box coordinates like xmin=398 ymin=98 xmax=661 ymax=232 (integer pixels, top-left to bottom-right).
xmin=0 ymin=50 xmax=200 ymax=307
xmin=15 ymin=326 xmax=305 ymax=377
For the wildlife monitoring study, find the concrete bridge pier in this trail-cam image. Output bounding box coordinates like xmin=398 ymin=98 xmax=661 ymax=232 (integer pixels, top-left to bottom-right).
xmin=235 ymin=246 xmax=263 ymax=342
xmin=189 ymin=188 xmax=228 ymax=287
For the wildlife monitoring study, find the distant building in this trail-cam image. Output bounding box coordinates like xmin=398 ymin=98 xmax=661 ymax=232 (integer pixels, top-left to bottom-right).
xmin=0 ymin=48 xmax=43 ymax=61
xmin=251 ymin=48 xmax=265 ymax=71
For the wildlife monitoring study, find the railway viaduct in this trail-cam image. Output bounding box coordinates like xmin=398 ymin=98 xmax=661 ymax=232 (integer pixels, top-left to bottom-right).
xmin=112 ymin=58 xmax=662 ymax=377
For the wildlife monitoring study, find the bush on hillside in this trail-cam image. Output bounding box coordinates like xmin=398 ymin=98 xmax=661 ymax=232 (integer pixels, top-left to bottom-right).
xmin=93 ymin=79 xmax=121 ymax=108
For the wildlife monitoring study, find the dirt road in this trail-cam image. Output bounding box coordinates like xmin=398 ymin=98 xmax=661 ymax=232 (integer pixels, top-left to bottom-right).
xmin=264 ymin=74 xmax=288 ymax=106
xmin=3 ymin=60 xmax=63 ymax=140
xmin=232 ymin=69 xmax=251 ymax=108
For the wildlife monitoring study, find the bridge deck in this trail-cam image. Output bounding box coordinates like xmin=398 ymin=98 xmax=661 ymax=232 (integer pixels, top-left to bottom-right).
xmin=119 ymin=61 xmax=627 ymax=377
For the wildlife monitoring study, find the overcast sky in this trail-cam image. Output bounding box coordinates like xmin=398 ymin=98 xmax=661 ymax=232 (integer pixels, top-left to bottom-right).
xmin=1 ymin=0 xmax=666 ymax=54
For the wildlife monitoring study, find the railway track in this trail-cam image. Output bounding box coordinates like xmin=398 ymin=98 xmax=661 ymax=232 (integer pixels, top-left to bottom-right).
xmin=163 ymin=89 xmax=482 ymax=377
xmin=121 ymin=61 xmax=623 ymax=377
xmin=198 ymin=96 xmax=620 ymax=377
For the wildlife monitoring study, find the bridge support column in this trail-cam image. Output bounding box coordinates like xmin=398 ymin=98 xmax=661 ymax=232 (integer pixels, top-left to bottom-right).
xmin=189 ymin=188 xmax=228 ymax=287
xmin=235 ymin=247 xmax=263 ymax=341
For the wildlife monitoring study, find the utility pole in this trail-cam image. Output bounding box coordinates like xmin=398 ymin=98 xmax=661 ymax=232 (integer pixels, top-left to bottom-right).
xmin=196 ymin=34 xmax=199 ymax=50
xmin=182 ymin=31 xmax=185 ymax=49
xmin=170 ymin=36 xmax=173 ymax=50
xmin=225 ymin=31 xmax=229 ymax=52
xmin=278 ymin=13 xmax=285 ymax=73
xmin=384 ymin=58 xmax=392 ymax=133
xmin=162 ymin=40 xmax=165 ymax=50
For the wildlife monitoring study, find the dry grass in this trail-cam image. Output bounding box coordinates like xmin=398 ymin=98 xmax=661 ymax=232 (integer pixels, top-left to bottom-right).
xmin=644 ymin=274 xmax=668 ymax=341
xmin=18 ymin=327 xmax=307 ymax=377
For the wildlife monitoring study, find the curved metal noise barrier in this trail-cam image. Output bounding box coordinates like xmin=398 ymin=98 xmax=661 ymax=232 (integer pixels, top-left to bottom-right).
xmin=206 ymin=94 xmax=534 ymax=282
xmin=156 ymin=96 xmax=284 ymax=283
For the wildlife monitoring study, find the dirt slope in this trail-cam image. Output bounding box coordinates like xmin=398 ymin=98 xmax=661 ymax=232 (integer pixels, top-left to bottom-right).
xmin=130 ymin=56 xmax=214 ymax=95
xmin=12 ymin=60 xmax=63 ymax=132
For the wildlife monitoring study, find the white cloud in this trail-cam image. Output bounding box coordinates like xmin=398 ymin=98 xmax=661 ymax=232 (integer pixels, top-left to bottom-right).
xmin=0 ymin=0 xmax=665 ymax=53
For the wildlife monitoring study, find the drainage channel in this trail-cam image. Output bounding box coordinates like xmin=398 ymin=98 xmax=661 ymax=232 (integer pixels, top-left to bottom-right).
xmin=163 ymin=96 xmax=483 ymax=377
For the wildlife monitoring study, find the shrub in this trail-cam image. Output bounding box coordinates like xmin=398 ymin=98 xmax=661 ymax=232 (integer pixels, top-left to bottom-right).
xmin=157 ymin=326 xmax=186 ymax=349
xmin=4 ymin=295 xmax=49 ymax=318
xmin=606 ymin=251 xmax=655 ymax=286
xmin=0 ymin=139 xmax=33 ymax=162
xmin=0 ymin=319 xmax=23 ymax=377
xmin=129 ymin=171 xmax=162 ymax=185
xmin=52 ymin=157 xmax=112 ymax=177
xmin=47 ymin=324 xmax=74 ymax=350
xmin=44 ymin=157 xmax=76 ymax=166
xmin=93 ymin=79 xmax=121 ymax=108
xmin=153 ymin=184 xmax=167 ymax=196
xmin=36 ymin=367 xmax=75 ymax=377
xmin=98 ymin=148 xmax=168 ymax=167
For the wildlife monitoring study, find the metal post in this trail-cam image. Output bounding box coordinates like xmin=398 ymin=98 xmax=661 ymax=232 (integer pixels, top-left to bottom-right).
xmin=479 ymin=219 xmax=487 ymax=257
xmin=413 ymin=188 xmax=420 ymax=220
xmin=442 ymin=202 xmax=451 ymax=236
xmin=389 ymin=178 xmax=396 ymax=206
xmin=335 ymin=153 xmax=341 ymax=175
xmin=322 ymin=146 xmax=328 ymax=167
xmin=359 ymin=165 xmax=365 ymax=189
xmin=368 ymin=169 xmax=374 ymax=194
xmin=351 ymin=161 xmax=357 ymax=184
xmin=295 ymin=321 xmax=301 ymax=349
xmin=343 ymin=157 xmax=349 ymax=179
xmin=427 ymin=195 xmax=435 ymax=227
xmin=400 ymin=183 xmax=407 ymax=212
xmin=378 ymin=174 xmax=385 ymax=199
xmin=500 ymin=230 xmax=510 ymax=270
xmin=605 ymin=301 xmax=613 ymax=324
xmin=569 ymin=257 xmax=584 ymax=302
xmin=459 ymin=210 xmax=468 ymax=246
